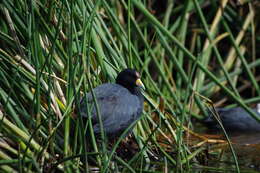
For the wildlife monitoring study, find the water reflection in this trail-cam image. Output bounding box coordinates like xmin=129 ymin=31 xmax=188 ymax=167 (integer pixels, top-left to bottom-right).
xmin=196 ymin=127 xmax=260 ymax=171
xmin=231 ymin=132 xmax=260 ymax=145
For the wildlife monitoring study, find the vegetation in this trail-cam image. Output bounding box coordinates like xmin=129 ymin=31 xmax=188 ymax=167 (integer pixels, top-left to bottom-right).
xmin=0 ymin=0 xmax=259 ymax=172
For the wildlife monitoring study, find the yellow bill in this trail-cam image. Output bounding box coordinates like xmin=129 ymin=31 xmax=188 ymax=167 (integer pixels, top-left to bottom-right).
xmin=135 ymin=78 xmax=145 ymax=90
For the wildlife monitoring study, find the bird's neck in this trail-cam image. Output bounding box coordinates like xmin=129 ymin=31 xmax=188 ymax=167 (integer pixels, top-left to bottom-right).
xmin=122 ymin=85 xmax=143 ymax=101
xmin=132 ymin=87 xmax=144 ymax=102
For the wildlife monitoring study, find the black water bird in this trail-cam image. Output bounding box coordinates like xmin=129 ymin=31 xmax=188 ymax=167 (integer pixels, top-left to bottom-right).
xmin=79 ymin=69 xmax=145 ymax=138
xmin=204 ymin=107 xmax=260 ymax=132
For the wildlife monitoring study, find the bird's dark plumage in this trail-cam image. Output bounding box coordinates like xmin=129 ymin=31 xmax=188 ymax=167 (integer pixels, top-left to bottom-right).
xmin=79 ymin=69 xmax=144 ymax=138
xmin=204 ymin=107 xmax=260 ymax=132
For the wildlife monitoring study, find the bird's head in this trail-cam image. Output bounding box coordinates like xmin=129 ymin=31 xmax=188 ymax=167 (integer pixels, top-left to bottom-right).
xmin=116 ymin=68 xmax=145 ymax=92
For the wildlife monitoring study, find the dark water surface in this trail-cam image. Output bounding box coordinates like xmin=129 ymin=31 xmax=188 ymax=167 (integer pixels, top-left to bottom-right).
xmin=195 ymin=124 xmax=260 ymax=172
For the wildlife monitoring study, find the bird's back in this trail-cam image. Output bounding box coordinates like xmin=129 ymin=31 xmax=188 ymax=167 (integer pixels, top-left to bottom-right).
xmin=79 ymin=83 xmax=143 ymax=137
xmin=204 ymin=107 xmax=260 ymax=132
